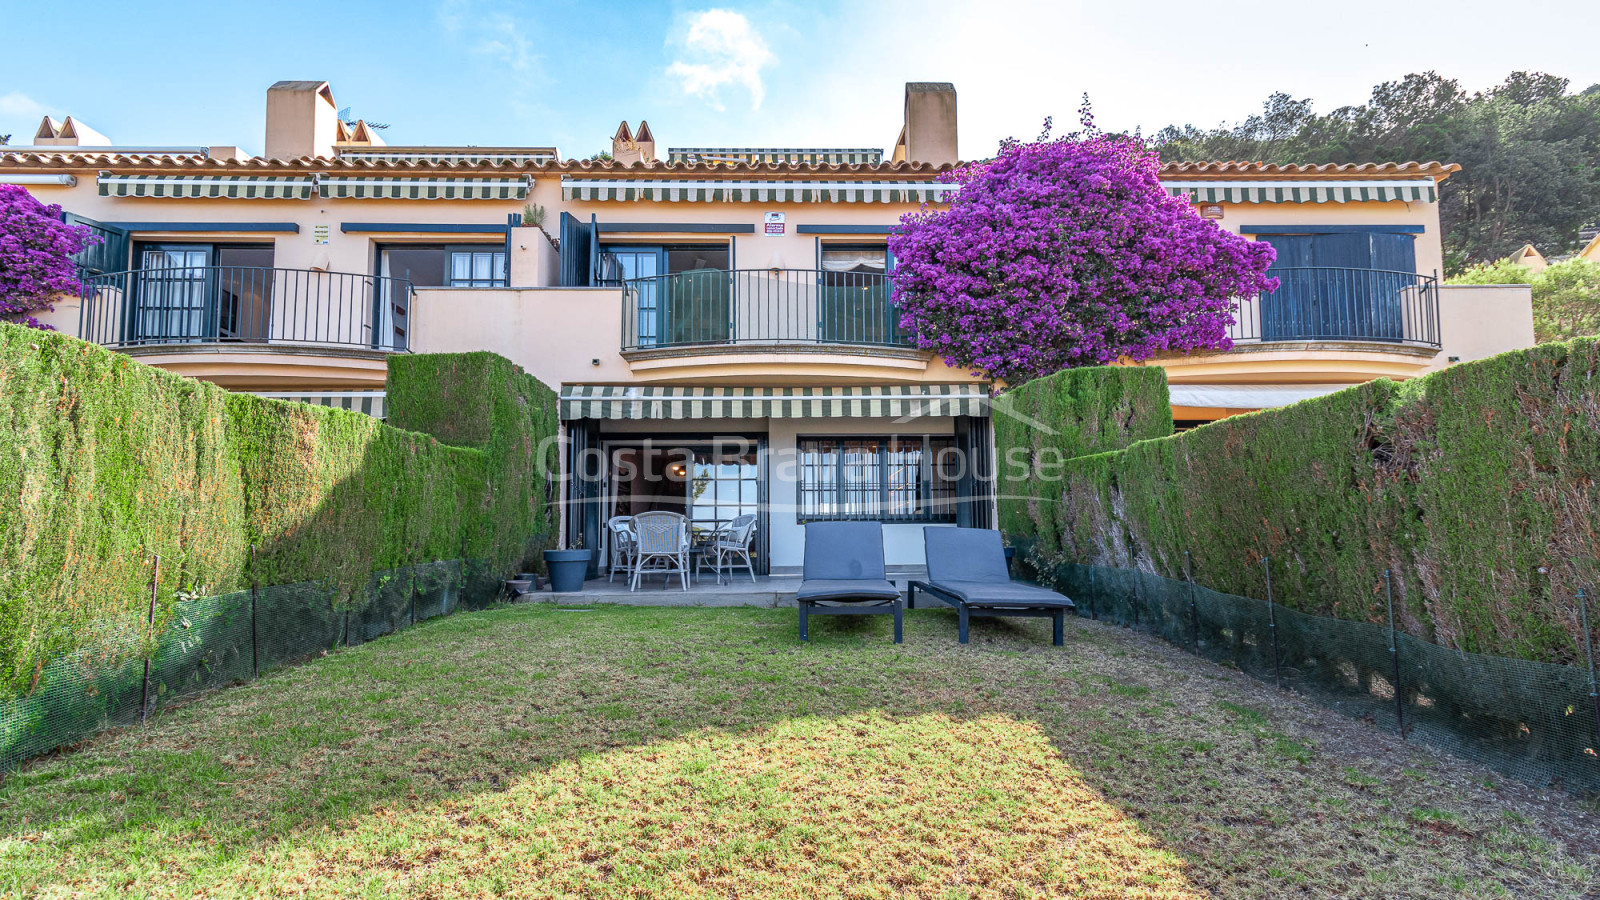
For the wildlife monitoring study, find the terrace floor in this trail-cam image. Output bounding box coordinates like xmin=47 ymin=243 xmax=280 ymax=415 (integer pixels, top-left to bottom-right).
xmin=544 ymin=568 xmax=928 ymax=605
xmin=4 ymin=603 xmax=1597 ymax=898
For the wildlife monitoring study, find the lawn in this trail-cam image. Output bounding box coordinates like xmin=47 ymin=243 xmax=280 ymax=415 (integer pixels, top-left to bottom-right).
xmin=2 ymin=604 xmax=1597 ymax=899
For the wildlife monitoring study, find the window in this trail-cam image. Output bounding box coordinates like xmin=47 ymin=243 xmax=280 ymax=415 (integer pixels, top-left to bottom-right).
xmin=379 ymin=245 xmax=507 ymax=288
xmin=817 ymin=244 xmax=895 ymax=344
xmin=797 ymin=435 xmax=959 ymax=523
xmin=449 ymin=249 xmax=508 ymax=287
xmin=132 ymin=242 xmax=275 ymax=343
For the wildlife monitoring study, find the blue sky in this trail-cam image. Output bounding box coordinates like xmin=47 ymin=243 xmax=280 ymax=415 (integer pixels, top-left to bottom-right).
xmin=2 ymin=0 xmax=1597 ymax=160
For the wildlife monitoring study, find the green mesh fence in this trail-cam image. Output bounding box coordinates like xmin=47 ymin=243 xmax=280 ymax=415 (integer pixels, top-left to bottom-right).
xmin=1050 ymin=561 xmax=1600 ymax=796
xmin=1 ymin=557 xmax=507 ymax=773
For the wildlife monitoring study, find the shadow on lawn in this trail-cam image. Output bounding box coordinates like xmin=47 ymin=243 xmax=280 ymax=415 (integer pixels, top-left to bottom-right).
xmin=2 ymin=604 xmax=1590 ymax=898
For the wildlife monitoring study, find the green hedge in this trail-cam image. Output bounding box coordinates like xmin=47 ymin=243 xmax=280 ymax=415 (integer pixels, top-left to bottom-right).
xmin=0 ymin=326 xmax=558 ymax=696
xmin=1000 ymin=343 xmax=1600 ymax=666
xmin=992 ymin=365 xmax=1173 ymax=541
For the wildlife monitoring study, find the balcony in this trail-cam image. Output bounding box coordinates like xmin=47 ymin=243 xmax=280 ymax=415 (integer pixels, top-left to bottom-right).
xmin=76 ymin=266 xmax=416 ymax=389
xmin=1231 ymin=267 xmax=1440 ymax=347
xmin=617 ymin=268 xmax=908 ymax=352
xmin=1165 ymin=267 xmax=1443 ymax=388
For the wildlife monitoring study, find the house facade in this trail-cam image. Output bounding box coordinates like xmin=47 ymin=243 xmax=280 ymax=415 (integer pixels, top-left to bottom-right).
xmin=2 ymin=79 xmax=1534 ymax=573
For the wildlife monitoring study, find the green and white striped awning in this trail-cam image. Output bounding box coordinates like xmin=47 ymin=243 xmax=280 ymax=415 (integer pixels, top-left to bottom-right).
xmin=667 ymin=147 xmax=884 ymax=165
xmin=318 ymin=176 xmax=531 ymax=200
xmin=253 ymin=390 xmax=386 ymax=418
xmin=97 ymin=172 xmax=315 ymax=199
xmin=335 ymin=149 xmax=557 ymax=164
xmin=561 ymin=179 xmax=955 ymax=204
xmin=1162 ymin=180 xmax=1438 ymax=204
xmin=560 ymin=384 xmax=989 ymax=420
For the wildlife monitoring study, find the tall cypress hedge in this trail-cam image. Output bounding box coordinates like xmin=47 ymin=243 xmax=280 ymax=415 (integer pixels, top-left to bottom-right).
xmin=992 ymin=365 xmax=1173 ymax=545
xmin=0 ymin=326 xmax=558 ymax=696
xmin=1000 ymin=342 xmax=1600 ymax=666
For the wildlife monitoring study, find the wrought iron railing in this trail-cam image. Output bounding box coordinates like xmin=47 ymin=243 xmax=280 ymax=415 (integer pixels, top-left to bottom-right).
xmin=1232 ymin=267 xmax=1440 ymax=347
xmin=617 ymin=268 xmax=907 ymax=351
xmin=78 ymin=266 xmax=416 ymax=352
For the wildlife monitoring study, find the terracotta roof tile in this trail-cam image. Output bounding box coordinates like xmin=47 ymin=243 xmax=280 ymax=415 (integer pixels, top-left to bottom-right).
xmin=0 ymin=153 xmax=1459 ymax=182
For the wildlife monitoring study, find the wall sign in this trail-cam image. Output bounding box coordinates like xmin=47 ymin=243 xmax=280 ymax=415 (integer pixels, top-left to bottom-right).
xmin=1199 ymin=203 xmax=1224 ymax=220
xmin=312 ymin=224 xmax=331 ymax=244
xmin=764 ymin=211 xmax=785 ymax=235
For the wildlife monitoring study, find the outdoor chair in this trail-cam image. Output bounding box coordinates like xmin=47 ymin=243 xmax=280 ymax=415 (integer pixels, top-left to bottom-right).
xmin=699 ymin=514 xmax=757 ymax=585
xmin=607 ymin=515 xmax=636 ymax=583
xmin=795 ymin=521 xmax=903 ymax=643
xmin=909 ymin=527 xmax=1075 ymax=646
xmin=630 ymin=511 xmax=691 ymax=591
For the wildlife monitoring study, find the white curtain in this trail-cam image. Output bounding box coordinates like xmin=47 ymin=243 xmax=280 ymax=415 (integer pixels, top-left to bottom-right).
xmin=819 ymin=249 xmax=886 ymax=273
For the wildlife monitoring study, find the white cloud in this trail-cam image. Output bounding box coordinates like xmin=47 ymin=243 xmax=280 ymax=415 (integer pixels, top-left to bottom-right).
xmin=0 ymin=92 xmax=52 ymax=144
xmin=437 ymin=1 xmax=539 ymax=76
xmin=666 ymin=9 xmax=775 ymax=112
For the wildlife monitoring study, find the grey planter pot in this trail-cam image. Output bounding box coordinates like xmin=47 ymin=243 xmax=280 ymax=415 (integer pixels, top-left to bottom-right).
xmin=543 ymin=549 xmax=592 ymax=592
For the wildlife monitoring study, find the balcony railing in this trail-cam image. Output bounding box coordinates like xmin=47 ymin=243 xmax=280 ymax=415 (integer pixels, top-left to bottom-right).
xmin=79 ymin=266 xmax=416 ymax=352
xmin=1232 ymin=267 xmax=1440 ymax=348
xmin=617 ymin=268 xmax=907 ymax=352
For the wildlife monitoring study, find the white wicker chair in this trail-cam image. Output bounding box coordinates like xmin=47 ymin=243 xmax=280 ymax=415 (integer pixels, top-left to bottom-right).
xmin=629 ymin=511 xmax=691 ymax=591
xmin=702 ymin=514 xmax=757 ymax=584
xmin=607 ymin=515 xmax=636 ymax=583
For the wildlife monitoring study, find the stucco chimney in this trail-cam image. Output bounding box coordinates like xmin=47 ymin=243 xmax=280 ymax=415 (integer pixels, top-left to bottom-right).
xmin=264 ymin=80 xmax=339 ymax=160
xmin=899 ymin=82 xmax=957 ymax=167
xmin=33 ymin=115 xmax=110 ymax=147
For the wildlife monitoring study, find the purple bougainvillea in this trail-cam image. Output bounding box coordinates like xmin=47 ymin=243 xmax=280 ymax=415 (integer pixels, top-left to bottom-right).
xmin=0 ymin=184 xmax=95 ymax=330
xmin=889 ymin=111 xmax=1278 ymax=385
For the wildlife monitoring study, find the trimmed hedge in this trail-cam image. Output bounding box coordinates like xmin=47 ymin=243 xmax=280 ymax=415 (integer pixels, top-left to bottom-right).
xmin=1001 ymin=343 xmax=1600 ymax=666
xmin=992 ymin=365 xmax=1173 ymax=540
xmin=0 ymin=325 xmax=558 ymax=695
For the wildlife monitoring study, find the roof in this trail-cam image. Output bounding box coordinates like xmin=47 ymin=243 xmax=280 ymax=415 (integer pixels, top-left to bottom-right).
xmin=0 ymin=152 xmax=1459 ymax=183
xmin=0 ymin=151 xmax=956 ymax=180
xmin=1161 ymin=160 xmax=1459 ymax=182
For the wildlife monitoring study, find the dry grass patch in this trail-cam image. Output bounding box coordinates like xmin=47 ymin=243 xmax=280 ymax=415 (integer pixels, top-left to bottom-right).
xmin=1 ymin=604 xmax=1596 ymax=899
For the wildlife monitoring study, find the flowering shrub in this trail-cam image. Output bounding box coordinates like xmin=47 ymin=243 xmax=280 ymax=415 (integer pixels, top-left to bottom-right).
xmin=889 ymin=112 xmax=1278 ymax=384
xmin=0 ymin=185 xmax=95 ymax=330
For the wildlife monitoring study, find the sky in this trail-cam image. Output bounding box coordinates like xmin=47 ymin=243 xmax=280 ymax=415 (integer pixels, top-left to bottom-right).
xmin=2 ymin=0 xmax=1597 ymax=161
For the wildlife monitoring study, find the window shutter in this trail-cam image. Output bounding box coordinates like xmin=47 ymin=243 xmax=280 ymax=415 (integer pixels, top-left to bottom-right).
xmin=558 ymin=212 xmax=593 ymax=286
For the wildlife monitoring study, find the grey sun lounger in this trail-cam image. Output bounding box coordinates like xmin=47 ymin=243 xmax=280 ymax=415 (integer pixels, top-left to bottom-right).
xmin=796 ymin=521 xmax=903 ymax=643
xmin=908 ymin=527 xmax=1075 ymax=646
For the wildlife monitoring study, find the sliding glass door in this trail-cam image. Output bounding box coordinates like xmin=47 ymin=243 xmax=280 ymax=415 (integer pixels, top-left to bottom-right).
xmin=134 ymin=246 xmax=210 ymax=343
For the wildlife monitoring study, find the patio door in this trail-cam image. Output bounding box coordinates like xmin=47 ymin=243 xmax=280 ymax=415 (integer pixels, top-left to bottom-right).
xmin=600 ymin=436 xmax=770 ymax=576
xmin=134 ymin=245 xmax=211 ymax=343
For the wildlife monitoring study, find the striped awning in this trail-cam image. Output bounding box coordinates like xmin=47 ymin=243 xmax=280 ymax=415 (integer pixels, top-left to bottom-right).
xmin=561 ymin=179 xmax=955 ymax=204
xmin=1163 ymin=180 xmax=1438 ymax=204
xmin=667 ymin=147 xmax=884 ymax=165
xmin=318 ymin=176 xmax=530 ymax=200
xmin=253 ymin=390 xmax=386 ymax=418
xmin=560 ymin=384 xmax=989 ymax=420
xmin=335 ymin=149 xmax=557 ymax=164
xmin=97 ymin=172 xmax=314 ymax=199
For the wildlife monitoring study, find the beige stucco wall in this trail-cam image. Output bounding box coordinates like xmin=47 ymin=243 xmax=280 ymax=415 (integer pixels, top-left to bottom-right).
xmin=1430 ymin=284 xmax=1536 ymax=371
xmin=411 ymin=286 xmax=627 ymax=386
xmin=410 ymin=285 xmax=974 ymax=388
xmin=18 ymin=179 xmax=519 ymax=280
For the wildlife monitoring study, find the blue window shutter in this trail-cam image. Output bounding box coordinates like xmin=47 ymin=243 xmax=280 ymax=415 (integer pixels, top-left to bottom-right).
xmin=1369 ymin=233 xmax=1416 ymax=273
xmin=558 ymin=212 xmax=593 ymax=286
xmin=1260 ymin=235 xmax=1312 ymax=340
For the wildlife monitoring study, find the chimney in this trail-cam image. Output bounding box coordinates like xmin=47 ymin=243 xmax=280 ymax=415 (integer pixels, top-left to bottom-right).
xmin=610 ymin=121 xmax=636 ymax=164
xmin=264 ymin=80 xmax=338 ymax=160
xmin=346 ymin=120 xmax=387 ymax=148
xmin=896 ymin=82 xmax=957 ymax=167
xmin=33 ymin=115 xmax=110 ymax=146
xmin=634 ymin=121 xmax=656 ymax=164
